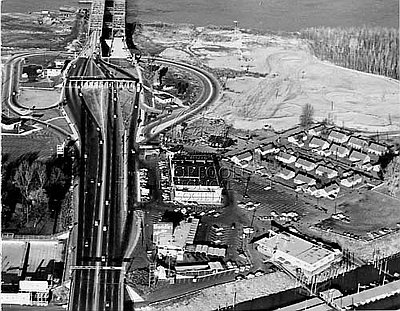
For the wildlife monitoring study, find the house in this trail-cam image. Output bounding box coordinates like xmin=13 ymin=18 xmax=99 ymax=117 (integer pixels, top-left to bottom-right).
xmin=288 ymin=132 xmax=307 ymax=147
xmin=328 ymin=130 xmax=349 ymax=144
xmin=368 ymin=142 xmax=388 ymax=156
xmin=347 ymin=136 xmax=368 ymax=150
xmin=231 ymin=151 xmax=252 ymax=167
xmin=349 ymin=150 xmax=370 ymax=164
xmin=277 ymin=168 xmax=295 ymax=180
xmin=308 ymin=124 xmax=326 ymax=137
xmin=309 ymin=137 xmax=330 ymax=150
xmin=295 ymin=158 xmax=316 ymax=172
xmin=154 ymin=93 xmax=175 ymax=105
xmin=295 ymin=184 xmax=308 ymax=192
xmin=315 ymin=165 xmax=338 ymax=179
xmin=329 ymin=143 xmax=350 ymax=158
xmin=324 ymin=183 xmax=340 ymax=199
xmin=256 ymin=167 xmax=272 ymax=178
xmin=255 ymin=143 xmax=279 ymax=156
xmin=275 ymin=151 xmax=296 ymax=164
xmin=340 ymin=174 xmax=362 ymax=188
xmin=294 ymin=173 xmax=316 ymax=186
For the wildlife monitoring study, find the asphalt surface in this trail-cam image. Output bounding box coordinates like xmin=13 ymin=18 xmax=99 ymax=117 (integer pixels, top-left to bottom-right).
xmin=65 ymin=56 xmax=127 ymax=311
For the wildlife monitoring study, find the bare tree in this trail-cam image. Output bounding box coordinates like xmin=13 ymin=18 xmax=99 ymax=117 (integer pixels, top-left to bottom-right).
xmin=299 ymin=104 xmax=314 ymax=128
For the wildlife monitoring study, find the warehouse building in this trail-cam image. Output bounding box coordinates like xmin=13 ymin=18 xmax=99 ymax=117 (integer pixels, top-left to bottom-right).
xmin=255 ymin=231 xmax=340 ymax=276
xmin=169 ymin=153 xmax=223 ymax=205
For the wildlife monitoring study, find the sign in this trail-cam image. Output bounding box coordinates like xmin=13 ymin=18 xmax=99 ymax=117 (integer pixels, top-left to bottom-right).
xmin=19 ymin=280 xmax=49 ymax=293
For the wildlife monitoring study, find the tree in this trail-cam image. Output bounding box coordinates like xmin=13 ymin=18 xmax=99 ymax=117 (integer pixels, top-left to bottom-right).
xmin=299 ymin=104 xmax=314 ymax=128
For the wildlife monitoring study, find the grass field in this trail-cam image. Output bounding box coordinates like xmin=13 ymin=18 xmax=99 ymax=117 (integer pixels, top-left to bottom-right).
xmin=318 ymin=190 xmax=400 ymax=238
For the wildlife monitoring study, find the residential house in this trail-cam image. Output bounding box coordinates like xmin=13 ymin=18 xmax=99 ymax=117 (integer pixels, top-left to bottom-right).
xmin=308 ymin=124 xmax=326 ymax=137
xmin=349 ymin=150 xmax=370 ymax=164
xmin=347 ymin=136 xmax=368 ymax=150
xmin=288 ymin=132 xmax=307 ymax=147
xmin=309 ymin=137 xmax=330 ymax=150
xmin=328 ymin=130 xmax=349 ymax=144
xmin=256 ymin=167 xmax=272 ymax=178
xmin=324 ymin=183 xmax=340 ymax=199
xmin=231 ymin=151 xmax=252 ymax=167
xmin=294 ymin=173 xmax=316 ymax=186
xmin=255 ymin=143 xmax=279 ymax=156
xmin=329 ymin=143 xmax=350 ymax=158
xmin=340 ymin=174 xmax=362 ymax=188
xmin=277 ymin=168 xmax=295 ymax=180
xmin=295 ymin=158 xmax=316 ymax=172
xmin=275 ymin=151 xmax=296 ymax=164
xmin=368 ymin=142 xmax=388 ymax=156
xmin=315 ymin=165 xmax=338 ymax=179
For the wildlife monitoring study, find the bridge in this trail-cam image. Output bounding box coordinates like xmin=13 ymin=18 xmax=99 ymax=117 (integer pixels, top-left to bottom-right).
xmin=63 ymin=1 xmax=141 ymax=311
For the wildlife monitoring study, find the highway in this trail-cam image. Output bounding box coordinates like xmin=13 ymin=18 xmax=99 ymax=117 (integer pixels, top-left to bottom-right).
xmin=65 ymin=55 xmax=128 ymax=310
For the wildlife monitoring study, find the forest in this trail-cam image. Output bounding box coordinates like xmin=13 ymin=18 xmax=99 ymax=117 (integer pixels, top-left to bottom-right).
xmin=300 ymin=27 xmax=399 ymax=80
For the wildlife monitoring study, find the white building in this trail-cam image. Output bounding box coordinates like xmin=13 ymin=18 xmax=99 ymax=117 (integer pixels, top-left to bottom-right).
xmin=275 ymin=152 xmax=296 ymax=164
xmin=308 ymin=124 xmax=326 ymax=137
xmin=294 ymin=173 xmax=316 ymax=186
xmin=309 ymin=137 xmax=330 ymax=150
xmin=368 ymin=142 xmax=388 ymax=156
xmin=231 ymin=151 xmax=252 ymax=167
xmin=329 ymin=143 xmax=350 ymax=158
xmin=349 ymin=150 xmax=370 ymax=164
xmin=295 ymin=158 xmax=316 ymax=172
xmin=277 ymin=168 xmax=295 ymax=180
xmin=347 ymin=136 xmax=368 ymax=150
xmin=255 ymin=143 xmax=279 ymax=156
xmin=328 ymin=130 xmax=349 ymax=144
xmin=315 ymin=165 xmax=338 ymax=179
xmin=255 ymin=231 xmax=340 ymax=276
xmin=340 ymin=174 xmax=362 ymax=188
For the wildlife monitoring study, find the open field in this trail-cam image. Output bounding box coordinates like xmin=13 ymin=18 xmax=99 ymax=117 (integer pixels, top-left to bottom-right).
xmin=134 ymin=24 xmax=400 ymax=133
xmin=19 ymin=88 xmax=61 ymax=109
xmin=318 ymin=191 xmax=400 ymax=237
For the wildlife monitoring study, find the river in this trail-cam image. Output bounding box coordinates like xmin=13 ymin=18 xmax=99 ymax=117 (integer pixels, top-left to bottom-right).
xmin=2 ymin=0 xmax=398 ymax=32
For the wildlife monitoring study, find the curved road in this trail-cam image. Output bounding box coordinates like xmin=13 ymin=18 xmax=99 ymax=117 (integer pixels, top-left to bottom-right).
xmin=139 ymin=57 xmax=221 ymax=143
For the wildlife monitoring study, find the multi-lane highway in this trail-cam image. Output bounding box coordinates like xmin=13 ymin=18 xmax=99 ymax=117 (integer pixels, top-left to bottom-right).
xmin=65 ymin=55 xmax=128 ymax=310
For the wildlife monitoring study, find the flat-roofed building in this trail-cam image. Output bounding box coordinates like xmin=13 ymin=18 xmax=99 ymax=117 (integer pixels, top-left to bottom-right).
xmin=156 ymin=218 xmax=200 ymax=259
xmin=170 ymin=153 xmax=223 ymax=205
xmin=255 ymin=231 xmax=340 ymax=276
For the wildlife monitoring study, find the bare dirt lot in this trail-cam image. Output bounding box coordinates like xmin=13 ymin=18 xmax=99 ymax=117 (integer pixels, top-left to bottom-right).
xmin=135 ymin=24 xmax=400 ymax=133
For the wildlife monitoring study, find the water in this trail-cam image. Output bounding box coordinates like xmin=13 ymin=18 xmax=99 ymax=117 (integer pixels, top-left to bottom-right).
xmin=2 ymin=0 xmax=398 ymax=32
xmin=127 ymin=0 xmax=399 ymax=32
xmin=1 ymin=0 xmax=81 ymax=13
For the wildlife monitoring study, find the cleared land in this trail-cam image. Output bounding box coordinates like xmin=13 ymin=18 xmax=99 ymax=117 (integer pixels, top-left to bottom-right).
xmin=135 ymin=24 xmax=400 ymax=133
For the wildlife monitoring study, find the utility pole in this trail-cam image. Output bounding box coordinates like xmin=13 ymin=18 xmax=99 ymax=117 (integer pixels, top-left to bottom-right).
xmin=243 ymin=175 xmax=251 ymax=198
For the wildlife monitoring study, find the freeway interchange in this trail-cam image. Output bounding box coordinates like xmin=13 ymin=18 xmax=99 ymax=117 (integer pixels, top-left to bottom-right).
xmin=62 ymin=46 xmax=219 ymax=311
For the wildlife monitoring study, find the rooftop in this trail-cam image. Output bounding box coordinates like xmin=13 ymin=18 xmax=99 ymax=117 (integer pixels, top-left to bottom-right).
xmin=256 ymin=232 xmax=334 ymax=265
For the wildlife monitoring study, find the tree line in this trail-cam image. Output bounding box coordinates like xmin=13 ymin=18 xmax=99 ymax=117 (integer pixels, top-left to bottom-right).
xmin=300 ymin=27 xmax=399 ymax=80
